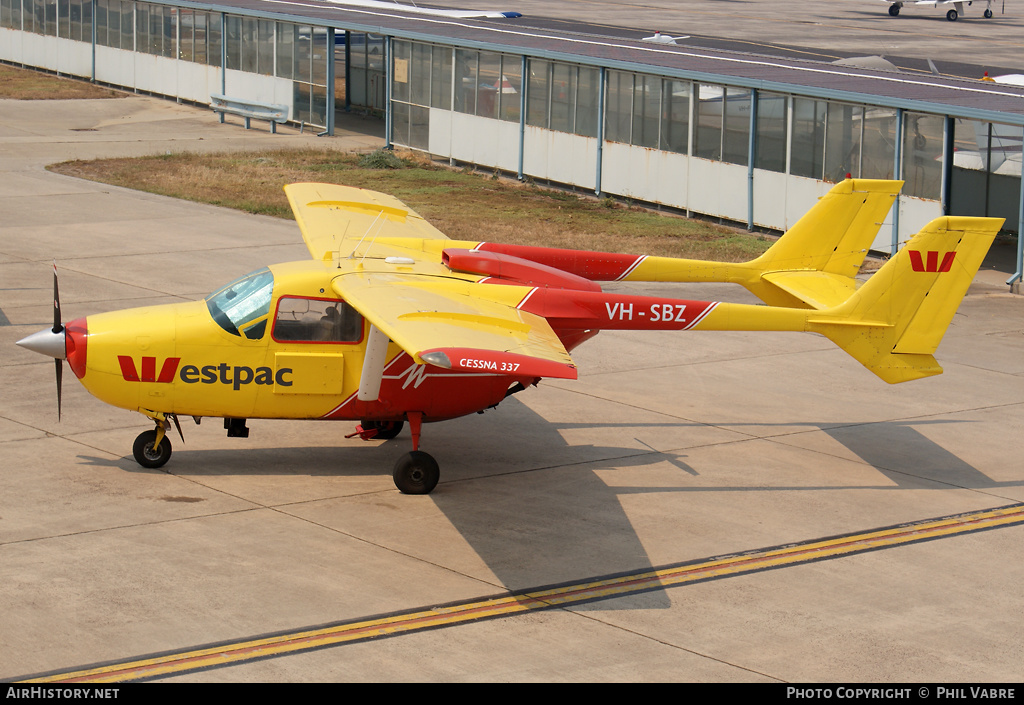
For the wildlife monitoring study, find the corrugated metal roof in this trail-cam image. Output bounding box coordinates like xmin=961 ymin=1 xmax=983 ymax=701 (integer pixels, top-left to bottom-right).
xmin=168 ymin=0 xmax=1024 ymax=124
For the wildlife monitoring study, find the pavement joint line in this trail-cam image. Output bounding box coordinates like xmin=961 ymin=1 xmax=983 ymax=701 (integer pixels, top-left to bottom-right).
xmin=15 ymin=502 xmax=1024 ymax=684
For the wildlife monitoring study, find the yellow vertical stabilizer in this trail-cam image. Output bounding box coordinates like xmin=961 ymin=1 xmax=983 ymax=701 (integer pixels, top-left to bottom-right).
xmin=808 ymin=216 xmax=1002 ymax=383
xmin=624 ymin=179 xmax=902 ymax=308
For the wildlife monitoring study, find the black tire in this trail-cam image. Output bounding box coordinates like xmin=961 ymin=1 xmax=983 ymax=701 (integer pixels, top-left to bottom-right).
xmin=984 ymin=8 xmax=993 ymax=17
xmin=361 ymin=419 xmax=404 ymax=440
xmin=133 ymin=430 xmax=172 ymax=469
xmin=393 ymin=451 xmax=439 ymax=494
xmin=946 ymin=9 xmax=958 ymax=20
xmin=888 ymin=4 xmax=900 ymax=16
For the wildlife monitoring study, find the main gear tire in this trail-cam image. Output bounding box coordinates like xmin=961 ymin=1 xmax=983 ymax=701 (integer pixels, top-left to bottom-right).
xmin=133 ymin=430 xmax=172 ymax=469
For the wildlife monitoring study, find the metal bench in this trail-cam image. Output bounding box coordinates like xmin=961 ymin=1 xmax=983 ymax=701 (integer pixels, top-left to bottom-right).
xmin=210 ymin=94 xmax=289 ymax=133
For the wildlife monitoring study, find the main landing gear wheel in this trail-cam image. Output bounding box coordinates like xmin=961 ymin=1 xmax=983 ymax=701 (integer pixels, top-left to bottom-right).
xmin=946 ymin=8 xmax=958 ymax=20
xmin=393 ymin=451 xmax=439 ymax=495
xmin=361 ymin=419 xmax=404 ymax=440
xmin=984 ymin=8 xmax=993 ymax=17
xmin=888 ymin=4 xmax=900 ymax=16
xmin=133 ymin=430 xmax=172 ymax=469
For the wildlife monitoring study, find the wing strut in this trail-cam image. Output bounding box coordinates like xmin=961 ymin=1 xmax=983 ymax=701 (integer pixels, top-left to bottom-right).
xmin=358 ymin=324 xmax=390 ymax=401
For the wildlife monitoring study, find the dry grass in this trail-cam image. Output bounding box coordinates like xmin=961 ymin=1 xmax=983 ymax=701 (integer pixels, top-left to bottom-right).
xmin=49 ymin=148 xmax=773 ymax=261
xmin=0 ymin=63 xmax=124 ymax=100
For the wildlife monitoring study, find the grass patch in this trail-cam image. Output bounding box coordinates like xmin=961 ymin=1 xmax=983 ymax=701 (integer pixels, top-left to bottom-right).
xmin=48 ymin=147 xmax=773 ymax=261
xmin=0 ymin=63 xmax=124 ymax=100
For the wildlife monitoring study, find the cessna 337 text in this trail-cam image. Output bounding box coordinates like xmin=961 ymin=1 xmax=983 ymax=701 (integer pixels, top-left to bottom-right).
xmin=16 ymin=179 xmax=1002 ymax=494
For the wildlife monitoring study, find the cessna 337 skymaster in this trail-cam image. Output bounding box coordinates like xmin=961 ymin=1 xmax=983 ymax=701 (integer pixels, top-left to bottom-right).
xmin=16 ymin=179 xmax=1002 ymax=494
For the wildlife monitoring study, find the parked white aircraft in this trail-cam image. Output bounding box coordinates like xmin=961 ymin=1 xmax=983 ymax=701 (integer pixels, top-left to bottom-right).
xmin=882 ymin=0 xmax=999 ymax=21
xmin=320 ymin=0 xmax=522 ymax=18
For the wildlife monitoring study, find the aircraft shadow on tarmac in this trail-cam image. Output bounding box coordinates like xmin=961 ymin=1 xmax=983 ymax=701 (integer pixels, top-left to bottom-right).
xmin=73 ymin=398 xmax=1018 ymax=610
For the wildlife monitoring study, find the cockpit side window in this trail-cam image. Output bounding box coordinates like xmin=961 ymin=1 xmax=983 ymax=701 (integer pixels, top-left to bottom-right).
xmin=205 ymin=267 xmax=274 ymax=339
xmin=272 ymin=297 xmax=364 ymax=343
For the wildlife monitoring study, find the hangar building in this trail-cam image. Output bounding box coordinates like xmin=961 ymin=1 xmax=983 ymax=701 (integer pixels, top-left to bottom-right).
xmin=2 ymin=0 xmax=1022 ymax=284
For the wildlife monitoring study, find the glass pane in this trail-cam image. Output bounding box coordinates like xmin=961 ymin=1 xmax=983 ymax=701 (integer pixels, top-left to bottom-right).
xmin=391 ymin=39 xmax=410 ymax=103
xmin=410 ymin=104 xmax=430 ymax=150
xmin=549 ymin=62 xmax=576 ymax=133
xmin=311 ymin=26 xmax=328 ymax=86
xmin=824 ymin=103 xmax=862 ymax=181
xmin=296 ymin=27 xmax=312 ymax=83
xmin=661 ymin=79 xmax=689 ymax=154
xmin=477 ymin=51 xmax=501 ymax=119
xmin=694 ymin=84 xmax=724 ymax=160
xmin=754 ymin=91 xmax=787 ymax=172
xmin=276 ymin=22 xmax=295 ymax=79
xmin=604 ymin=70 xmax=632 ymax=144
xmin=410 ymin=42 xmax=431 ymax=107
xmin=225 ymin=15 xmax=240 ymax=70
xmin=526 ymin=58 xmax=550 ymax=129
xmin=631 ymin=74 xmax=659 ymax=148
xmin=721 ymin=87 xmax=751 ymax=166
xmin=273 ymin=298 xmax=362 ymax=343
xmin=791 ymin=97 xmax=826 ymax=178
xmin=240 ymin=17 xmax=257 ymax=72
xmin=179 ymin=9 xmax=194 ymax=61
xmin=573 ymin=65 xmax=598 ymax=137
xmin=454 ymin=48 xmax=476 ymax=115
xmin=257 ymin=20 xmax=274 ymax=76
xmin=902 ymin=112 xmax=944 ymax=199
xmin=430 ymin=45 xmax=452 ymax=110
xmin=861 ymin=107 xmax=896 ymax=179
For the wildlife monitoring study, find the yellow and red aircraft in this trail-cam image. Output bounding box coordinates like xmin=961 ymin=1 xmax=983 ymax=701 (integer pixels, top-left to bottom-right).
xmin=16 ymin=179 xmax=1002 ymax=493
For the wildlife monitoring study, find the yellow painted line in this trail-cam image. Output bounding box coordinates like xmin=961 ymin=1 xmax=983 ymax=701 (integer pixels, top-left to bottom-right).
xmin=20 ymin=503 xmax=1024 ymax=683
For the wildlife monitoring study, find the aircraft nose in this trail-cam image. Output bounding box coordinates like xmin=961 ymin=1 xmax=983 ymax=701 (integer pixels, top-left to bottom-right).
xmin=16 ymin=327 xmax=67 ymax=360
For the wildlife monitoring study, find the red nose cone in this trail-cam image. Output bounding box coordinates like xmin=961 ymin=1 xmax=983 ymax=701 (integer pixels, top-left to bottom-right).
xmin=65 ymin=317 xmax=88 ymax=379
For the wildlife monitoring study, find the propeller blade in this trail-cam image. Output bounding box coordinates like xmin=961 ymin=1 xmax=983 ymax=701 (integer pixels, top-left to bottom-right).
xmin=52 ymin=262 xmax=64 ymax=421
xmin=52 ymin=261 xmax=62 ymax=335
xmin=55 ymin=358 xmax=63 ymax=422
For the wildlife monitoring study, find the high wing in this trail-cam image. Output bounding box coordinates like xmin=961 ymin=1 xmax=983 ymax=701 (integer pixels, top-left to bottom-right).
xmin=285 ymin=182 xmax=449 ymax=261
xmin=331 ymin=271 xmax=578 ymax=379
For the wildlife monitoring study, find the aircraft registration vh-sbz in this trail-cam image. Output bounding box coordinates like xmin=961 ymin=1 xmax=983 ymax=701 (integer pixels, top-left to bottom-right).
xmin=16 ymin=179 xmax=1003 ymax=494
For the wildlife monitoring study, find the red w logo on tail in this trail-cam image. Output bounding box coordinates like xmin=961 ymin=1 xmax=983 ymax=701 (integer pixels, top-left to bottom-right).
xmin=908 ymin=250 xmax=956 ymax=273
xmin=118 ymin=356 xmax=180 ymax=383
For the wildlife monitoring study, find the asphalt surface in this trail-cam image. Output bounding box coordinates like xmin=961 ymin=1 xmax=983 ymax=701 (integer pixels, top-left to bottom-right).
xmin=1 ymin=1 xmax=1024 ymax=682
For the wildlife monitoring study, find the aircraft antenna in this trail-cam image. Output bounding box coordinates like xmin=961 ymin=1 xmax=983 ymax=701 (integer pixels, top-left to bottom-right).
xmin=348 ymin=209 xmax=388 ymax=263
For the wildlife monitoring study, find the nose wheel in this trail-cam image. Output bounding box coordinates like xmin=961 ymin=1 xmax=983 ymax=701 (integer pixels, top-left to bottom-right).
xmin=133 ymin=429 xmax=172 ymax=469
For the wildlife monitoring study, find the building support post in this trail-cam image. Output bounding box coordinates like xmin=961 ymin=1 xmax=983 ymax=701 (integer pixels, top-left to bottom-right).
xmin=596 ymin=66 xmax=606 ymax=197
xmin=747 ymin=88 xmax=758 ymax=232
xmin=518 ymin=54 xmax=526 ymax=181
xmin=219 ymin=12 xmax=227 ymax=118
xmin=1008 ymin=171 xmax=1024 ymax=291
xmin=344 ymin=31 xmax=351 ymax=112
xmin=941 ymin=116 xmax=954 ymax=215
xmin=892 ymin=108 xmax=904 ymax=255
xmin=90 ymin=0 xmax=97 ymax=82
xmin=324 ymin=28 xmax=335 ymax=136
xmin=385 ymin=36 xmax=392 ymax=149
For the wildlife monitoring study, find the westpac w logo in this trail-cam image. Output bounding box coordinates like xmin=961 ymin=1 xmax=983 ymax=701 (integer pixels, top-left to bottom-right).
xmin=118 ymin=356 xmax=181 ymax=383
xmin=909 ymin=250 xmax=956 ymax=273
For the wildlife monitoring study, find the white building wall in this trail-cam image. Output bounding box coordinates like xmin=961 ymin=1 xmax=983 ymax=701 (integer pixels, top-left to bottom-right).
xmin=686 ymin=158 xmax=749 ymax=222
xmin=445 ymin=112 xmax=519 ymax=172
xmin=523 ymin=125 xmax=596 ymax=190
xmin=601 ymin=141 xmax=687 ymax=206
